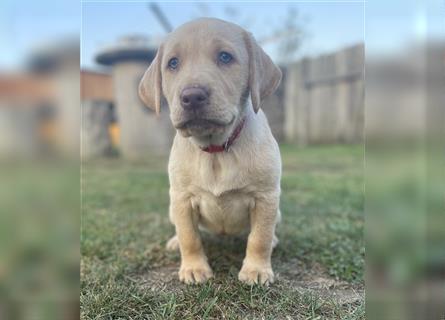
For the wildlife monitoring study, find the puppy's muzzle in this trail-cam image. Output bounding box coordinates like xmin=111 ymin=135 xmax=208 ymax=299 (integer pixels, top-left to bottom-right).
xmin=180 ymin=86 xmax=209 ymax=111
xmin=175 ymin=84 xmax=233 ymax=137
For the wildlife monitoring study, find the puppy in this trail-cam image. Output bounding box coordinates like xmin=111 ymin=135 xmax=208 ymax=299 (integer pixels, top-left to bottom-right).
xmin=139 ymin=18 xmax=282 ymax=285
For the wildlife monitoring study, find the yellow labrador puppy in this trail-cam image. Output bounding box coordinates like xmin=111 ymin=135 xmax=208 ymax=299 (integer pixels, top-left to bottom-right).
xmin=139 ymin=18 xmax=282 ymax=285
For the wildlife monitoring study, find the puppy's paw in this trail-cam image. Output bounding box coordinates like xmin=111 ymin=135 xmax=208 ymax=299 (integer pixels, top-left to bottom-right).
xmin=238 ymin=263 xmax=274 ymax=285
xmin=179 ymin=260 xmax=213 ymax=284
xmin=166 ymin=235 xmax=179 ymax=251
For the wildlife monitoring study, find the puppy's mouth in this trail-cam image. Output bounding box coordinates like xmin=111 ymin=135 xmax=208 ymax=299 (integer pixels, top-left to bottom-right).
xmin=176 ymin=118 xmax=231 ymax=130
xmin=175 ymin=117 xmax=235 ymax=137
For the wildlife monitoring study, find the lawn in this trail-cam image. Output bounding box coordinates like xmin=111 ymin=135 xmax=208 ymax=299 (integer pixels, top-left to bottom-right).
xmin=81 ymin=144 xmax=364 ymax=319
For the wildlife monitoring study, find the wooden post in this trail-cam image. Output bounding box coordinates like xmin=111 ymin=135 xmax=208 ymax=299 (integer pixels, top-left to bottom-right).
xmin=285 ymin=59 xmax=309 ymax=145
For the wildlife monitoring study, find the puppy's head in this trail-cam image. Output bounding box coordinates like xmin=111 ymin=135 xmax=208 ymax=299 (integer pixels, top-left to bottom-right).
xmin=139 ymin=18 xmax=281 ymax=144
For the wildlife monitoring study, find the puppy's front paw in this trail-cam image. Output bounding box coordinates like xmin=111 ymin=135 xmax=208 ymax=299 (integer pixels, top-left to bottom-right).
xmin=179 ymin=260 xmax=213 ymax=284
xmin=238 ymin=262 xmax=274 ymax=285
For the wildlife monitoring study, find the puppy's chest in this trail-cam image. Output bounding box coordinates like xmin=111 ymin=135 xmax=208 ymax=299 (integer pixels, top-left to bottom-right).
xmin=191 ymin=190 xmax=254 ymax=236
xmin=195 ymin=155 xmax=251 ymax=194
xmin=186 ymin=154 xmax=256 ymax=235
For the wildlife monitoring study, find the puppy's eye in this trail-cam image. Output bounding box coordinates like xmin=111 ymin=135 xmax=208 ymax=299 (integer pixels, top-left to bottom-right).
xmin=168 ymin=57 xmax=179 ymax=70
xmin=218 ymin=52 xmax=233 ymax=64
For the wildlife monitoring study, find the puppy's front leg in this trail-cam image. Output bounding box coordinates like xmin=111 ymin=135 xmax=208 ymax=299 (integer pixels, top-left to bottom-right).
xmin=239 ymin=194 xmax=278 ymax=285
xmin=170 ymin=194 xmax=213 ymax=284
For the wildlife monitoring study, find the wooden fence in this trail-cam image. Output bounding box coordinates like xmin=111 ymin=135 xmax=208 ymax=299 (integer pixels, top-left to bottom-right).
xmin=284 ymin=44 xmax=364 ymax=144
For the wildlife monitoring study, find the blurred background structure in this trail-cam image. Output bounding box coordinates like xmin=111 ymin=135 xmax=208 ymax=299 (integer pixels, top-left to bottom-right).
xmin=77 ymin=2 xmax=365 ymax=159
xmin=83 ymin=35 xmax=173 ymax=159
xmin=0 ymin=2 xmax=366 ymax=160
xmin=0 ymin=41 xmax=80 ymax=158
xmin=81 ymin=40 xmax=364 ymax=159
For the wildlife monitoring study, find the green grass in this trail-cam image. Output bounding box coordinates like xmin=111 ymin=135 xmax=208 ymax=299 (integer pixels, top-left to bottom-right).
xmin=81 ymin=144 xmax=364 ymax=319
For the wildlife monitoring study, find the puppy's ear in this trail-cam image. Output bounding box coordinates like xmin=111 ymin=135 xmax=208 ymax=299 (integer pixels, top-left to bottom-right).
xmin=244 ymin=32 xmax=282 ymax=113
xmin=138 ymin=45 xmax=163 ymax=115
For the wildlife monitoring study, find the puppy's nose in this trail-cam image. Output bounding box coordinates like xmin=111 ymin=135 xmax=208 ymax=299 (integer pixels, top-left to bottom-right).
xmin=180 ymin=86 xmax=209 ymax=110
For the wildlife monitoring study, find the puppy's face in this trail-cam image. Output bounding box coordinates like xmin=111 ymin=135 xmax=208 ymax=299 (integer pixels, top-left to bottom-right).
xmin=139 ymin=18 xmax=282 ymax=143
xmin=161 ymin=21 xmax=249 ymax=139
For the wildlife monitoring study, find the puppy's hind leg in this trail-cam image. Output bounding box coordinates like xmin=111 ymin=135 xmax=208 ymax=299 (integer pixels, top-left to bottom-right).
xmin=272 ymin=234 xmax=279 ymax=249
xmin=166 ymin=204 xmax=179 ymax=251
xmin=166 ymin=235 xmax=179 ymax=251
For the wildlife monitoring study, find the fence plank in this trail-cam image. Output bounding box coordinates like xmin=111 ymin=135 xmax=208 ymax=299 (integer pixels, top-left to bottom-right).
xmin=285 ymin=43 xmax=364 ymax=144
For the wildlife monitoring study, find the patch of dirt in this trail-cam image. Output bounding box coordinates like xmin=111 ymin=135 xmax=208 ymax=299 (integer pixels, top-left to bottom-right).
xmin=277 ymin=259 xmax=364 ymax=305
xmin=138 ymin=265 xmax=181 ymax=293
xmin=136 ymin=239 xmax=364 ymax=306
xmin=138 ymin=260 xmax=364 ymax=307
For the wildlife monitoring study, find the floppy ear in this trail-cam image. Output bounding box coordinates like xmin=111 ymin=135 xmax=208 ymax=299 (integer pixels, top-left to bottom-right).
xmin=138 ymin=45 xmax=163 ymax=115
xmin=244 ymin=32 xmax=282 ymax=113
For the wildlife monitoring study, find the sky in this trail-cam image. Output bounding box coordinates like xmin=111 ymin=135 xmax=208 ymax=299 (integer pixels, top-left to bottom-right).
xmin=81 ymin=1 xmax=365 ymax=70
xmin=0 ymin=0 xmax=443 ymax=72
xmin=0 ymin=0 xmax=80 ymax=71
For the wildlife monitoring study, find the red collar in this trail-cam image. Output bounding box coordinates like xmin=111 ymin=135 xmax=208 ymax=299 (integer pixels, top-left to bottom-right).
xmin=201 ymin=118 xmax=246 ymax=153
